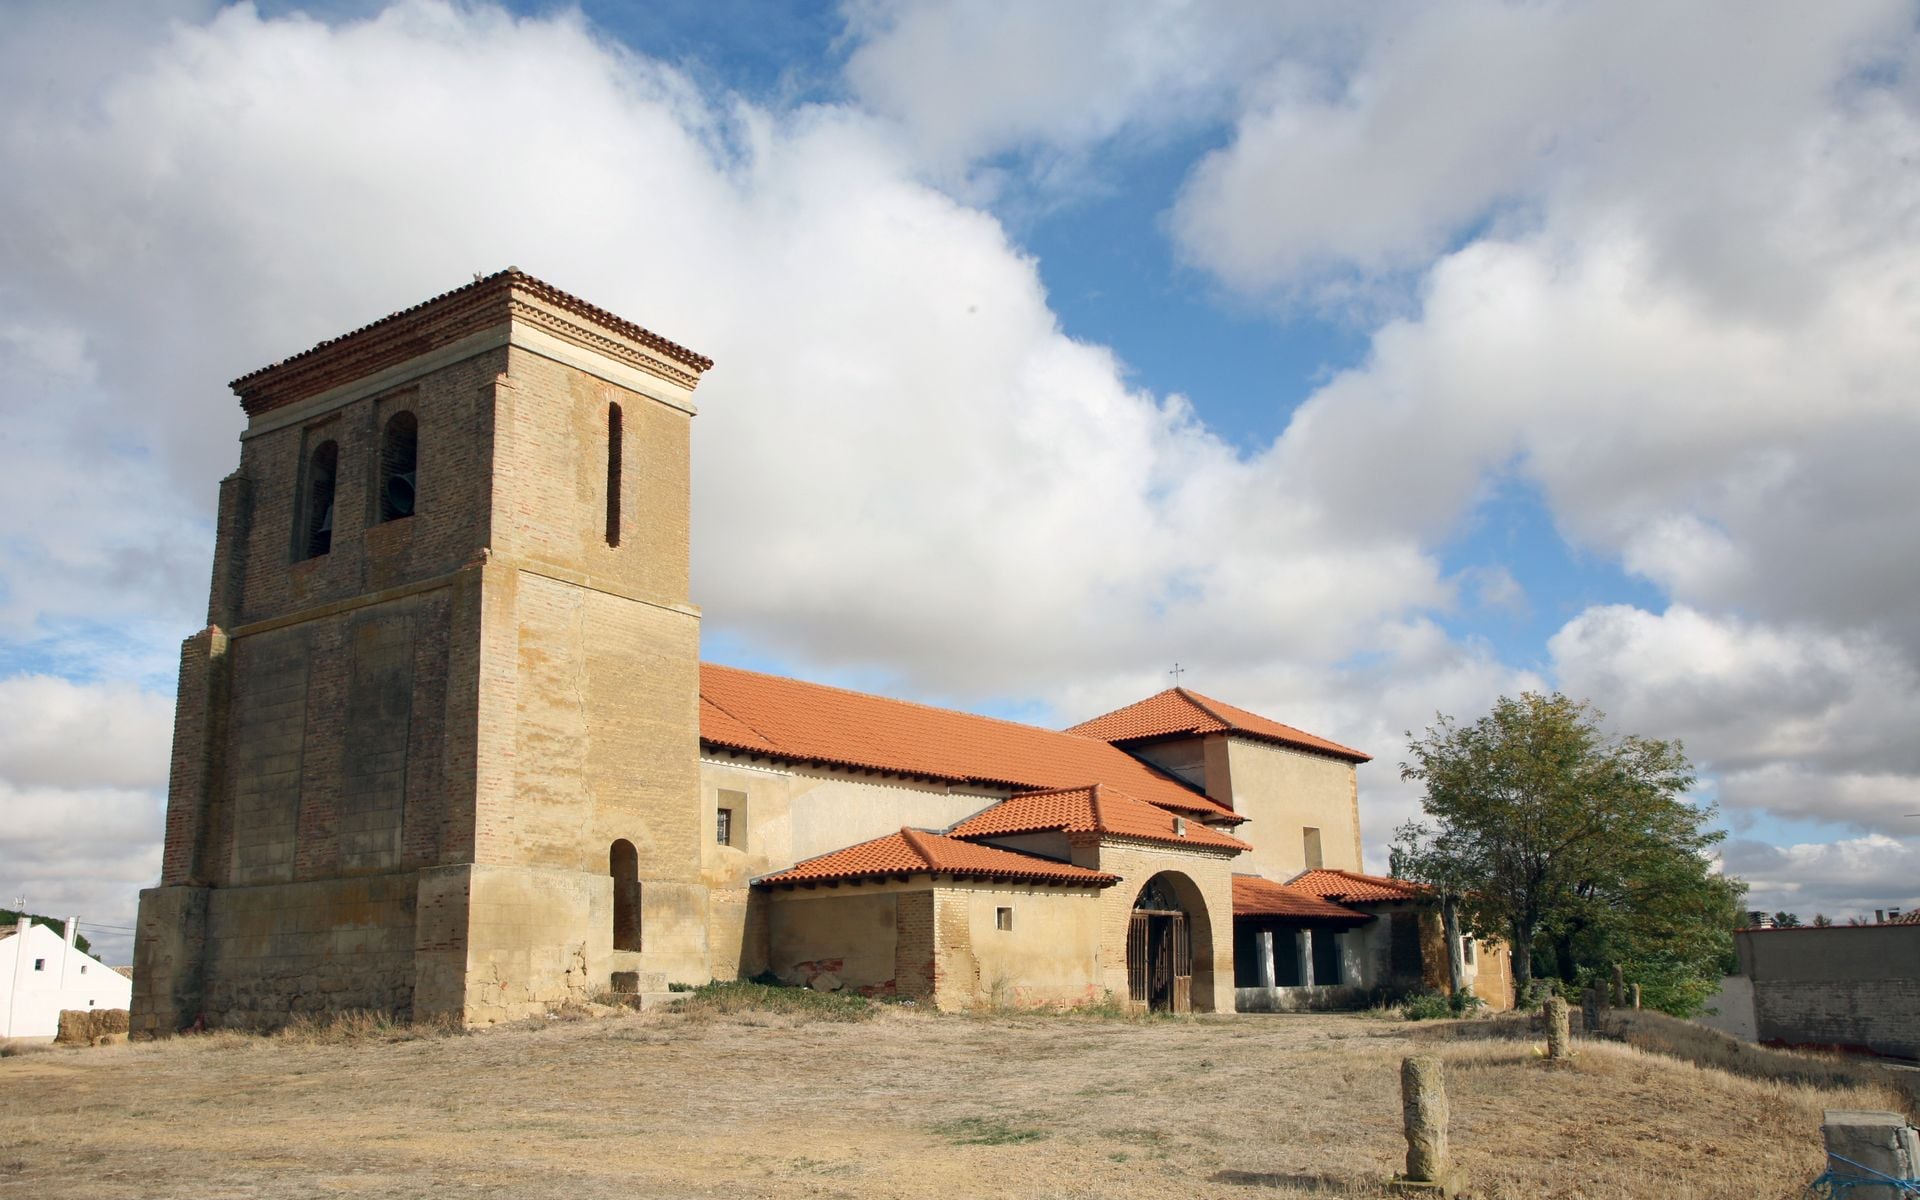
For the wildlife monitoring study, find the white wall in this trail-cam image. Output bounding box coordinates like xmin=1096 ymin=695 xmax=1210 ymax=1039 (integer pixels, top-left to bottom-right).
xmin=1 ymin=919 xmax=132 ymax=1038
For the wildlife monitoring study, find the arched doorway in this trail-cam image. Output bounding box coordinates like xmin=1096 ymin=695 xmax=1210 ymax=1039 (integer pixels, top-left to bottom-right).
xmin=1129 ymin=874 xmax=1195 ymax=1012
xmin=609 ymin=840 xmax=642 ymax=952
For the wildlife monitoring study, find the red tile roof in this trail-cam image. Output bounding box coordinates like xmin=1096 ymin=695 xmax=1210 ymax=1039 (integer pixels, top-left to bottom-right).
xmin=699 ymin=663 xmax=1240 ymax=821
xmin=1232 ymin=875 xmax=1372 ymax=923
xmin=1287 ymin=869 xmax=1430 ymax=903
xmin=756 ymin=828 xmax=1120 ymax=889
xmin=950 ymin=784 xmax=1250 ymax=853
xmin=1068 ymin=687 xmax=1370 ymax=763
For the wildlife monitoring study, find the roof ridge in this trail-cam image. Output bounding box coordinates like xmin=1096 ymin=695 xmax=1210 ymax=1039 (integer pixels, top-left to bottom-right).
xmin=1174 ymin=686 xmax=1235 ymax=730
xmin=1089 ymin=783 xmax=1108 ymax=834
xmin=897 ymin=826 xmax=940 ymax=870
xmin=699 ymin=691 xmax=781 ymax=751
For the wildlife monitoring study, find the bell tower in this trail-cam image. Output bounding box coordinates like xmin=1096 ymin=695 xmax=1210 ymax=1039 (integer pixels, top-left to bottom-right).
xmin=132 ymin=270 xmax=715 ymax=1032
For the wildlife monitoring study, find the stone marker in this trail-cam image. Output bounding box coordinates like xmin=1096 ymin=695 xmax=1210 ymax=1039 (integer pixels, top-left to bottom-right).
xmin=1629 ymin=983 xmax=1641 ymax=1010
xmin=1390 ymin=1056 xmax=1466 ymax=1196
xmin=1580 ymin=985 xmax=1601 ymax=1035
xmin=1543 ymin=995 xmax=1571 ymax=1061
xmin=1822 ymin=1110 xmax=1920 ymax=1199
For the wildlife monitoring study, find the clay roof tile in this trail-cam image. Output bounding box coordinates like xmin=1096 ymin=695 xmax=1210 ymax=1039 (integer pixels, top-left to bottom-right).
xmin=948 ymin=784 xmax=1249 ymax=853
xmin=698 ymin=663 xmax=1240 ymax=822
xmin=1068 ymin=687 xmax=1370 ymax=762
xmin=756 ymin=828 xmax=1120 ymax=889
xmin=1286 ymin=868 xmax=1430 ymax=903
xmin=1232 ymin=875 xmax=1373 ymax=923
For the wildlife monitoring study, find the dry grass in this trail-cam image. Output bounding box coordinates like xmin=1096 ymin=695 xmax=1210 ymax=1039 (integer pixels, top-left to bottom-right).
xmin=0 ymin=1005 xmax=1903 ymax=1199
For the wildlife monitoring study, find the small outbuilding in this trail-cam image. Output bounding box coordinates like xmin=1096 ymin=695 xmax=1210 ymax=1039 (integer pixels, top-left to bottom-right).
xmin=1 ymin=917 xmax=132 ymax=1039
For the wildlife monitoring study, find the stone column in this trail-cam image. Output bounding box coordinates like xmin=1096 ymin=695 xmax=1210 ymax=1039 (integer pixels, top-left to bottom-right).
xmin=1257 ymin=931 xmax=1276 ymax=988
xmin=1394 ymin=1056 xmax=1465 ymax=1195
xmin=1543 ymin=995 xmax=1571 ymax=1060
xmin=1821 ymin=1110 xmax=1919 ymax=1199
xmin=1298 ymin=930 xmax=1315 ymax=988
xmin=1630 ymin=983 xmax=1641 ymax=1010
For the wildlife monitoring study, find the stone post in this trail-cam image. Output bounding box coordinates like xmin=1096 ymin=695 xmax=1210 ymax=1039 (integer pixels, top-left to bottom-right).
xmin=1543 ymin=995 xmax=1571 ymax=1061
xmin=1630 ymin=983 xmax=1641 ymax=1010
xmin=1821 ymin=1110 xmax=1919 ymax=1199
xmin=1257 ymin=931 xmax=1276 ymax=989
xmin=1392 ymin=1056 xmax=1465 ymax=1195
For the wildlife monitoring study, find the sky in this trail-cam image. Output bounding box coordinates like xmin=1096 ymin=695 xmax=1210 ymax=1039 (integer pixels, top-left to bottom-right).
xmin=3 ymin=0 xmax=1918 ymax=964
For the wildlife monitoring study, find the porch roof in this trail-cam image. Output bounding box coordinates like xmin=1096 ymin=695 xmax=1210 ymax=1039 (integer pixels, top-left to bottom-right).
xmin=1232 ymin=875 xmax=1372 ymax=925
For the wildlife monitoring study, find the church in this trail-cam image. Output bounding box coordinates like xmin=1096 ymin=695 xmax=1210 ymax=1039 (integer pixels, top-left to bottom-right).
xmin=131 ymin=270 xmax=1506 ymax=1033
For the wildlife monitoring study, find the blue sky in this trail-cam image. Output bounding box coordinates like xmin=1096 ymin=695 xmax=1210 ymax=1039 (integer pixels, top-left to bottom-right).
xmin=2 ymin=0 xmax=1918 ymax=959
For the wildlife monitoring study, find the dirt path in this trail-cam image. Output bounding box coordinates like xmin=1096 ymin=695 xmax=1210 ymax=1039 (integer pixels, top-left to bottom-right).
xmin=0 ymin=1008 xmax=1893 ymax=1199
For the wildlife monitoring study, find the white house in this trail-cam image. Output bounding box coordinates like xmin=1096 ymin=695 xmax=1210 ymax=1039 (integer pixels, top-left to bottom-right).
xmin=1 ymin=917 xmax=132 ymax=1039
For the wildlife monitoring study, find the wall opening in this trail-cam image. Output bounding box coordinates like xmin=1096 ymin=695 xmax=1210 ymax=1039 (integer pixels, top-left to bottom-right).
xmin=605 ymin=402 xmax=623 ymax=547
xmin=610 ymin=839 xmax=642 ymax=952
xmin=1128 ymin=874 xmax=1195 ymax=1013
xmin=302 ymin=440 xmax=338 ymax=559
xmin=379 ymin=411 xmax=418 ymax=522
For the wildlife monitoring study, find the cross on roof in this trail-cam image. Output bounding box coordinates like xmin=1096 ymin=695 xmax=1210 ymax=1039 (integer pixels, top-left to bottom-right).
xmin=1169 ymin=662 xmax=1185 ymax=685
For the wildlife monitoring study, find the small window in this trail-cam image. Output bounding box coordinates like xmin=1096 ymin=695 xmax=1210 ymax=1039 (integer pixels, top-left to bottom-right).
xmin=1303 ymin=826 xmax=1324 ymax=870
xmin=379 ymin=411 xmax=417 ymax=522
xmin=996 ymin=907 xmax=1013 ymax=932
xmin=80 ymin=964 xmax=87 ymax=974
xmin=717 ymin=789 xmax=746 ymax=848
xmin=301 ymin=440 xmax=339 ymax=559
xmin=605 ymin=402 xmax=623 ymax=547
xmin=1462 ymin=936 xmax=1477 ymax=965
xmin=33 ymin=958 xmax=44 ymax=972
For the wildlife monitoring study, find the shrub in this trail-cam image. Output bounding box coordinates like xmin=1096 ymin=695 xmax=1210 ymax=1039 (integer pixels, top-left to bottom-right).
xmin=1400 ymin=991 xmax=1454 ymax=1021
xmin=673 ymin=979 xmax=876 ymax=1023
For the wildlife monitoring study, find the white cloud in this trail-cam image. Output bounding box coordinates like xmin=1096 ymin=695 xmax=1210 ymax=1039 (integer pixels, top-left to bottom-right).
xmin=1722 ymin=835 xmax=1920 ymax=922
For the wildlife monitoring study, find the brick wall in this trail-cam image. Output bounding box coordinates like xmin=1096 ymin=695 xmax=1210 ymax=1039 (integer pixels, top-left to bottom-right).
xmin=1739 ymin=926 xmax=1920 ymax=1058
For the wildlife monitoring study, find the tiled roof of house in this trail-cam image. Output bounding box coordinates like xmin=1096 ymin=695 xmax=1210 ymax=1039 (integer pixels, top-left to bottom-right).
xmin=1287 ymin=868 xmax=1430 ymax=903
xmin=699 ymin=663 xmax=1241 ymax=822
xmin=1232 ymin=875 xmax=1373 ymax=923
xmin=949 ymin=784 xmax=1250 ymax=853
xmin=232 ymin=268 xmax=712 ymax=390
xmin=1068 ymin=687 xmax=1370 ymax=763
xmin=756 ymin=828 xmax=1120 ymax=889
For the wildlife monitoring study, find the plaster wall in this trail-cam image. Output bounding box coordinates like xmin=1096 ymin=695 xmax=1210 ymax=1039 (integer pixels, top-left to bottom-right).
xmin=699 ymin=756 xmax=1007 ymax=978
xmin=1220 ymin=739 xmax=1363 ymax=880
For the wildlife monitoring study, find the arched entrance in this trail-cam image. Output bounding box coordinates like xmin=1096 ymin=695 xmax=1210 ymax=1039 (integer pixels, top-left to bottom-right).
xmin=609 ymin=840 xmax=642 ymax=952
xmin=1129 ymin=873 xmax=1196 ymax=1013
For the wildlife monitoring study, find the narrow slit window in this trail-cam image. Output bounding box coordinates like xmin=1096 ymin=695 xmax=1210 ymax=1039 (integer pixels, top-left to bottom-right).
xmin=605 ymin=402 xmax=623 ymax=547
xmin=302 ymin=440 xmax=338 ymax=559
xmin=379 ymin=411 xmax=417 ymax=522
xmin=716 ymin=807 xmax=733 ymax=847
xmin=996 ymin=907 xmax=1013 ymax=932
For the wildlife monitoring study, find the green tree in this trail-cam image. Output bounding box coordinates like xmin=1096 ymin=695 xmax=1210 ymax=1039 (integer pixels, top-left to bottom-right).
xmin=1772 ymin=911 xmax=1802 ymax=928
xmin=1393 ymin=692 xmax=1735 ymax=1013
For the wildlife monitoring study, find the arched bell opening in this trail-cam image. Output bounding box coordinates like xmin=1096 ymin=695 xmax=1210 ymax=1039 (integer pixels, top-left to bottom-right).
xmin=609 ymin=839 xmax=642 ymax=953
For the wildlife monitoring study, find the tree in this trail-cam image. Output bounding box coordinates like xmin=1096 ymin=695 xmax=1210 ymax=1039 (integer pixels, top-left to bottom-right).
xmin=1393 ymin=692 xmax=1735 ymax=1013
xmin=1812 ymin=913 xmax=1834 ymax=927
xmin=1772 ymin=911 xmax=1802 ymax=928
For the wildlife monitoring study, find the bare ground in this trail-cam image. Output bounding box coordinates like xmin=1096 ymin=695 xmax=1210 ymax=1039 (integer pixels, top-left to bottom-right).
xmin=0 ymin=1005 xmax=1902 ymax=1199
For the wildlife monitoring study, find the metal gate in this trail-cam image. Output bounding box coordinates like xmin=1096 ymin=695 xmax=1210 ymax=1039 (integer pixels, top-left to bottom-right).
xmin=1128 ymin=909 xmax=1192 ymax=1013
